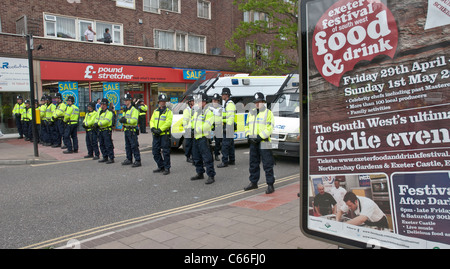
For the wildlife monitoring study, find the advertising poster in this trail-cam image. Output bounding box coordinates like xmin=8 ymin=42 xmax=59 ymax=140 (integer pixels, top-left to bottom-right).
xmin=0 ymin=57 xmax=29 ymax=92
xmin=58 ymin=81 xmax=79 ymax=107
xmin=301 ymin=0 xmax=450 ymax=248
xmin=102 ymin=82 xmax=121 ymax=129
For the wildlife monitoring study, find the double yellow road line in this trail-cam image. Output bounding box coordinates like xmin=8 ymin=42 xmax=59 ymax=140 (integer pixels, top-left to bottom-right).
xmin=20 ymin=173 xmax=299 ymax=249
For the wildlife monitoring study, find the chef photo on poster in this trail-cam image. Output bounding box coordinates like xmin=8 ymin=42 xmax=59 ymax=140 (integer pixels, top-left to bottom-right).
xmin=302 ymin=0 xmax=450 ymax=249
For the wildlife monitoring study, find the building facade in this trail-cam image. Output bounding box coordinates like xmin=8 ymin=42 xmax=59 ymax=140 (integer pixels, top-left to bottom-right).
xmin=0 ymin=0 xmax=248 ymax=133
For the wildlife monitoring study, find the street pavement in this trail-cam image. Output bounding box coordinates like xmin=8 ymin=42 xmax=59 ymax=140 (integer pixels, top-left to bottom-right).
xmin=0 ymin=131 xmax=337 ymax=250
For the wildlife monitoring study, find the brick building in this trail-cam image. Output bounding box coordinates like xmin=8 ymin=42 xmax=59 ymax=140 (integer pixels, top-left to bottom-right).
xmin=0 ymin=0 xmax=259 ymax=133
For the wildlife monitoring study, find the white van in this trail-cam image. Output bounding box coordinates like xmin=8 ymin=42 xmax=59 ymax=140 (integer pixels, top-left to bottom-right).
xmin=269 ymin=77 xmax=300 ymax=157
xmin=170 ymin=72 xmax=298 ymax=149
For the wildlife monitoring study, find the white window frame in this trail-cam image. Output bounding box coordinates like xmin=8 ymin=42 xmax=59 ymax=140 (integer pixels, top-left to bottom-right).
xmin=143 ymin=0 xmax=160 ymax=14
xmin=159 ymin=0 xmax=180 ymax=13
xmin=43 ymin=13 xmax=123 ymax=44
xmin=197 ymin=0 xmax=211 ymax=20
xmin=154 ymin=29 xmax=206 ymax=54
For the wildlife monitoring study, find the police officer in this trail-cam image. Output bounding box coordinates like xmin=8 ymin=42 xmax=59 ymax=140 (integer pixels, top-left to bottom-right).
xmin=244 ymin=92 xmax=275 ymax=194
xmin=62 ymin=96 xmax=79 ymax=154
xmin=190 ymin=92 xmax=216 ymax=184
xmin=150 ymin=93 xmax=173 ymax=175
xmin=119 ymin=93 xmax=142 ymax=167
xmin=182 ymin=95 xmax=195 ymax=163
xmin=12 ymin=95 xmax=25 ymax=139
xmin=217 ymin=87 xmax=236 ymax=168
xmin=52 ymin=93 xmax=67 ymax=148
xmin=210 ymin=93 xmax=223 ymax=161
xmin=21 ymin=99 xmax=33 ymax=141
xmin=82 ymin=102 xmax=100 ymax=160
xmin=137 ymin=99 xmax=148 ymax=133
xmin=45 ymin=95 xmax=57 ymax=146
xmin=96 ymin=98 xmax=115 ymax=163
xmin=39 ymin=95 xmax=48 ymax=145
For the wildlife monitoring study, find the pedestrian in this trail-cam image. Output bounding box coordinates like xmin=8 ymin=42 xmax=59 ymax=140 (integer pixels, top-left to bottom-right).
xmin=45 ymin=95 xmax=57 ymax=146
xmin=95 ymin=98 xmax=115 ymax=163
xmin=12 ymin=95 xmax=25 ymax=139
xmin=21 ymin=99 xmax=33 ymax=141
xmin=150 ymin=93 xmax=173 ymax=175
xmin=210 ymin=93 xmax=223 ymax=161
xmin=52 ymin=93 xmax=67 ymax=149
xmin=244 ymin=92 xmax=276 ymax=194
xmin=182 ymin=95 xmax=195 ymax=163
xmin=82 ymin=102 xmax=100 ymax=160
xmin=103 ymin=28 xmax=112 ymax=44
xmin=217 ymin=87 xmax=236 ymax=168
xmin=84 ymin=25 xmax=96 ymax=42
xmin=62 ymin=96 xmax=79 ymax=154
xmin=95 ymin=98 xmax=101 ymax=111
xmin=119 ymin=93 xmax=141 ymax=167
xmin=137 ymin=99 xmax=148 ymax=133
xmin=39 ymin=95 xmax=48 ymax=145
xmin=190 ymin=92 xmax=216 ymax=184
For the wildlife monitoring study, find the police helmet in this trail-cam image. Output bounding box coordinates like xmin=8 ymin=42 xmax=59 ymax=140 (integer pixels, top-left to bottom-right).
xmin=212 ymin=93 xmax=221 ymax=101
xmin=55 ymin=92 xmax=62 ymax=99
xmin=124 ymin=93 xmax=132 ymax=101
xmin=87 ymin=102 xmax=96 ymax=109
xmin=101 ymin=98 xmax=109 ymax=105
xmin=17 ymin=95 xmax=23 ymax=100
xmin=253 ymin=92 xmax=265 ymax=103
xmin=24 ymin=99 xmax=31 ymax=104
xmin=199 ymin=92 xmax=208 ymax=102
xmin=46 ymin=95 xmax=53 ymax=101
xmin=186 ymin=95 xmax=194 ymax=102
xmin=221 ymin=87 xmax=231 ymax=96
xmin=40 ymin=95 xmax=47 ymax=101
xmin=158 ymin=93 xmax=169 ymax=102
xmin=67 ymin=96 xmax=75 ymax=103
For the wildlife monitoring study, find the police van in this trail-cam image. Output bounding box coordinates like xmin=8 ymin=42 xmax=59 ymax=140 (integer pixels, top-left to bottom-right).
xmin=170 ymin=72 xmax=297 ymax=149
xmin=269 ymin=75 xmax=300 ymax=157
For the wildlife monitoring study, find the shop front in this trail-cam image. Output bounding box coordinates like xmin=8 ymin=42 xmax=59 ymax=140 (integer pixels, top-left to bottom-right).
xmin=0 ymin=57 xmax=31 ymax=134
xmin=39 ymin=61 xmax=207 ymax=129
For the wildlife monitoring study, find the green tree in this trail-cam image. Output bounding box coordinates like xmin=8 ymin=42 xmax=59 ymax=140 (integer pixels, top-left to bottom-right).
xmin=226 ymin=0 xmax=299 ymax=75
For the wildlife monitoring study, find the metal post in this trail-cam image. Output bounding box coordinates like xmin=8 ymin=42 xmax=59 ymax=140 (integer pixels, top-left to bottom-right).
xmin=27 ymin=34 xmax=39 ymax=157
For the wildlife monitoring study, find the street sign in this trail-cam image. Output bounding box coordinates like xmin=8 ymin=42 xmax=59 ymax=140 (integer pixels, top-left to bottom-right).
xmin=300 ymin=0 xmax=450 ymax=249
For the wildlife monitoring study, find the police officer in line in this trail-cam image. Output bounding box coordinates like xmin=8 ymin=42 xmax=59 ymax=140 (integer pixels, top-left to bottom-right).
xmin=210 ymin=93 xmax=223 ymax=161
xmin=150 ymin=93 xmax=173 ymax=175
xmin=119 ymin=93 xmax=142 ymax=167
xmin=137 ymin=99 xmax=148 ymax=134
xmin=182 ymin=94 xmax=195 ymax=163
xmin=82 ymin=102 xmax=100 ymax=160
xmin=52 ymin=93 xmax=67 ymax=149
xmin=39 ymin=95 xmax=48 ymax=145
xmin=45 ymin=95 xmax=57 ymax=146
xmin=96 ymin=98 xmax=115 ymax=164
xmin=62 ymin=96 xmax=79 ymax=154
xmin=33 ymin=99 xmax=40 ymax=143
xmin=217 ymin=87 xmax=236 ymax=168
xmin=244 ymin=92 xmax=276 ymax=194
xmin=12 ymin=95 xmax=25 ymax=139
xmin=21 ymin=99 xmax=33 ymax=141
xmin=190 ymin=92 xmax=216 ymax=185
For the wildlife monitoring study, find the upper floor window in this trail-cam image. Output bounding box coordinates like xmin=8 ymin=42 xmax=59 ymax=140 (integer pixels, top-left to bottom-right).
xmin=197 ymin=0 xmax=211 ymax=19
xmin=243 ymin=11 xmax=270 ymax=24
xmin=44 ymin=13 xmax=123 ymax=44
xmin=155 ymin=30 xmax=206 ymax=53
xmin=143 ymin=0 xmax=180 ymax=13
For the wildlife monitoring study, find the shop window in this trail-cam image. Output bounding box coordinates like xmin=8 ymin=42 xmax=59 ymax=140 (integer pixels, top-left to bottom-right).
xmin=197 ymin=0 xmax=211 ymax=19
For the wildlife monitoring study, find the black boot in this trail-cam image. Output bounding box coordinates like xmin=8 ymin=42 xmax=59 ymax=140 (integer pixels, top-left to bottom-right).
xmin=122 ymin=159 xmax=132 ymax=165
xmin=153 ymin=167 xmax=164 ymax=173
xmin=190 ymin=173 xmax=204 ymax=181
xmin=205 ymin=177 xmax=215 ymax=184
xmin=244 ymin=182 xmax=258 ymax=191
xmin=132 ymin=161 xmax=142 ymax=167
xmin=266 ymin=184 xmax=275 ymax=194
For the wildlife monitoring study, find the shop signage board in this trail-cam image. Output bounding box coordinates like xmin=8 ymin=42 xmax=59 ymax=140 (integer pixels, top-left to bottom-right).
xmin=300 ymin=0 xmax=450 ymax=248
xmin=103 ymin=82 xmax=121 ymax=111
xmin=0 ymin=57 xmax=29 ymax=92
xmin=58 ymin=81 xmax=79 ymax=107
xmin=40 ymin=61 xmax=187 ymax=83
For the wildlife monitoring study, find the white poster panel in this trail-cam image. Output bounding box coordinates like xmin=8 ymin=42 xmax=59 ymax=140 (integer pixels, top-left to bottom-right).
xmin=0 ymin=57 xmax=30 ymax=92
